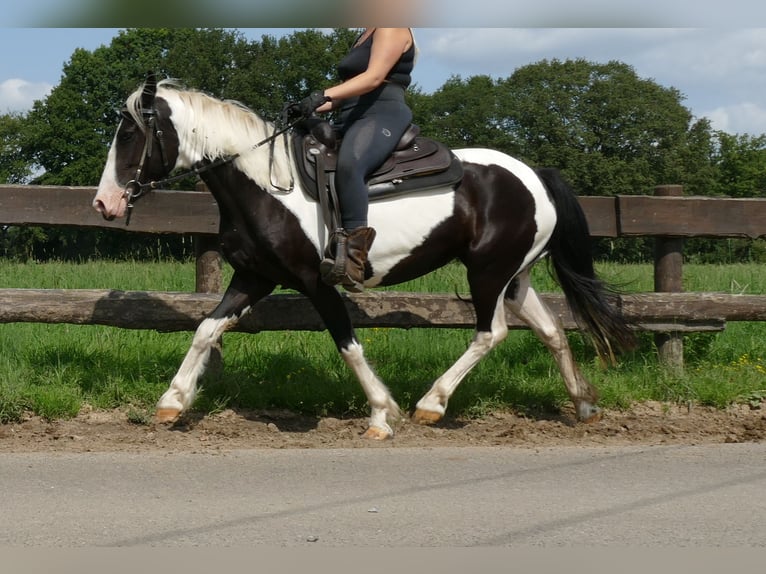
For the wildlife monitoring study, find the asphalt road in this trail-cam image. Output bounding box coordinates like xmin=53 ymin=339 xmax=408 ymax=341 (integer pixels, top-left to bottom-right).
xmin=1 ymin=443 xmax=765 ymax=547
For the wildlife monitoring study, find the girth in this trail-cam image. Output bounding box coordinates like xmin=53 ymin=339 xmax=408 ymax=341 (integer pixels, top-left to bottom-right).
xmin=292 ymin=119 xmax=464 ymax=232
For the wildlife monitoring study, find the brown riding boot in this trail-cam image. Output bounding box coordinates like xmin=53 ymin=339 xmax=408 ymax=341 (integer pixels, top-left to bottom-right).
xmin=320 ymin=227 xmax=376 ymax=292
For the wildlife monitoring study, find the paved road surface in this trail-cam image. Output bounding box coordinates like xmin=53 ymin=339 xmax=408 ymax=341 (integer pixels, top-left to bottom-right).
xmin=1 ymin=443 xmax=765 ymax=546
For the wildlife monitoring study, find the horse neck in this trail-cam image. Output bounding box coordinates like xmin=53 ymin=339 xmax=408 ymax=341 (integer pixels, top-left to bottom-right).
xmin=165 ymin=89 xmax=293 ymax=192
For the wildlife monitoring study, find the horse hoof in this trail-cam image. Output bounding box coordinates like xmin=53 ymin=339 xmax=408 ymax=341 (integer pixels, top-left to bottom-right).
xmin=576 ymin=402 xmax=602 ymax=424
xmin=362 ymin=426 xmax=392 ymax=440
xmin=582 ymin=411 xmax=602 ymax=424
xmin=155 ymin=408 xmax=181 ymax=424
xmin=412 ymin=408 xmax=442 ymax=425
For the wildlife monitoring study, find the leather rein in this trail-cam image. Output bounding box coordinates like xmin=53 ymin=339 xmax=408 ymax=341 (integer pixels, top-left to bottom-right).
xmin=122 ymin=104 xmax=301 ymax=225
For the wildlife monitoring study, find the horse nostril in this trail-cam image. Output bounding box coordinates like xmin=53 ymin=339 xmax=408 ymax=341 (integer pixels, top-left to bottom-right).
xmin=94 ymin=200 xmax=115 ymax=221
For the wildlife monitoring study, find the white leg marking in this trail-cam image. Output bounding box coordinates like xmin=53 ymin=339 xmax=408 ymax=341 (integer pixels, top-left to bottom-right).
xmin=507 ymin=273 xmax=598 ymax=410
xmin=341 ymin=341 xmax=401 ymax=436
xmin=156 ymin=315 xmax=240 ymax=414
xmin=416 ymin=290 xmax=509 ymax=416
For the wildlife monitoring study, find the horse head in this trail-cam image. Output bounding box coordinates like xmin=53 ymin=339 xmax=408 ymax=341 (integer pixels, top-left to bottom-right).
xmin=93 ymin=71 xmax=179 ymax=222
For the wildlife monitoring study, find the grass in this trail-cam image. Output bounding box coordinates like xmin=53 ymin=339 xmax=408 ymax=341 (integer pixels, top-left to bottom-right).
xmin=1 ymin=259 xmax=765 ymax=423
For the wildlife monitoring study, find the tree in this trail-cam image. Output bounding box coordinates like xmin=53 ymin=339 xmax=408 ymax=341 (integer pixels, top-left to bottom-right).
xmin=0 ymin=113 xmax=31 ymax=184
xmin=710 ymin=132 xmax=766 ymax=197
xmin=413 ymin=75 xmax=521 ymax=154
xmin=685 ymin=131 xmax=766 ymax=263
xmin=495 ymin=59 xmax=716 ymax=198
xmin=226 ymin=28 xmax=358 ymax=118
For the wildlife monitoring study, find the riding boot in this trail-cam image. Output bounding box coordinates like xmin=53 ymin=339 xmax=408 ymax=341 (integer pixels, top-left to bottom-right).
xmin=320 ymin=227 xmax=376 ymax=292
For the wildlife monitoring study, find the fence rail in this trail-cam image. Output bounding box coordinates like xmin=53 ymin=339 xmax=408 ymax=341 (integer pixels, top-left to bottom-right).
xmin=3 ymin=288 xmax=766 ymax=332
xmin=3 ymin=184 xmax=766 ymax=238
xmin=2 ymin=184 xmax=766 ymax=369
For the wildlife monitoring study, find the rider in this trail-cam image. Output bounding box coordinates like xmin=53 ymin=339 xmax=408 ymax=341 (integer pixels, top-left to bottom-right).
xmin=298 ymin=27 xmax=416 ymax=292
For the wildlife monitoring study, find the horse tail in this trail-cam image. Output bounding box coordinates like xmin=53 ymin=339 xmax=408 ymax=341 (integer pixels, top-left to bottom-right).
xmin=536 ymin=167 xmax=637 ymax=362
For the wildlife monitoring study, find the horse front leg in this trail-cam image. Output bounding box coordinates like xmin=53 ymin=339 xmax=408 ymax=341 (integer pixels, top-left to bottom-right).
xmin=155 ymin=273 xmax=275 ymax=423
xmin=309 ymin=284 xmax=401 ymax=439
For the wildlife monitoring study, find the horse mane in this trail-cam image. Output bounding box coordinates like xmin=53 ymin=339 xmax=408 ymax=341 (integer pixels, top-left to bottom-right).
xmin=126 ymin=79 xmax=293 ymax=191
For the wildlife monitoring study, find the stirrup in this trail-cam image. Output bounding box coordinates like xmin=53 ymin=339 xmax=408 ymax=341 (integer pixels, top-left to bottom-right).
xmin=320 ymin=229 xmax=348 ymax=286
xmin=319 ymin=256 xmax=347 ymax=286
xmin=320 ymin=256 xmax=364 ymax=292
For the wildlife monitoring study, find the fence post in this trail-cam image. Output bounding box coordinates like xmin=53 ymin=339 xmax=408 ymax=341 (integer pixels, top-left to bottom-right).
xmin=194 ymin=181 xmax=222 ymax=294
xmin=653 ymin=184 xmax=685 ymax=373
xmin=193 ymin=180 xmax=223 ymax=378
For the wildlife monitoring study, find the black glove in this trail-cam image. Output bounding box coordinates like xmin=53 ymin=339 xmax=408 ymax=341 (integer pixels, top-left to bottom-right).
xmin=281 ymin=101 xmax=303 ymax=125
xmin=298 ymin=91 xmax=331 ymax=118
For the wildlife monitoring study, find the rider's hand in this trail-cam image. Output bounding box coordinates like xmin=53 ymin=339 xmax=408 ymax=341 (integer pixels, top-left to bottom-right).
xmin=298 ymin=91 xmax=331 ymax=118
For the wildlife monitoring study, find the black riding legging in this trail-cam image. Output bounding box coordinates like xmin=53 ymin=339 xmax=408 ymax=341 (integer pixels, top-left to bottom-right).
xmin=335 ymin=83 xmax=412 ymax=230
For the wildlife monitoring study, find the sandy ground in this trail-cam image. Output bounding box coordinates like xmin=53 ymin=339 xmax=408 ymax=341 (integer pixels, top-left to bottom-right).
xmin=1 ymin=400 xmax=764 ymax=453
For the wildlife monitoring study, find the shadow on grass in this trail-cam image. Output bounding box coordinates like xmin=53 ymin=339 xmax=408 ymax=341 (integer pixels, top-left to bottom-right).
xmin=17 ymin=329 xmax=585 ymax=429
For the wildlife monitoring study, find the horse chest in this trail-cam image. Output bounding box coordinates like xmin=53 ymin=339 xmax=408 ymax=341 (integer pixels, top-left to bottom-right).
xmin=218 ymin=229 xmax=262 ymax=270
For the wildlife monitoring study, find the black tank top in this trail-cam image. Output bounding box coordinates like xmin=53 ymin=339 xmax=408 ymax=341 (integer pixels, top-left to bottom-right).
xmin=337 ymin=30 xmax=415 ymax=88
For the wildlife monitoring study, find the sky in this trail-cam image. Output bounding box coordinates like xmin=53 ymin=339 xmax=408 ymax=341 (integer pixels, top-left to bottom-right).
xmin=1 ymin=24 xmax=766 ymax=137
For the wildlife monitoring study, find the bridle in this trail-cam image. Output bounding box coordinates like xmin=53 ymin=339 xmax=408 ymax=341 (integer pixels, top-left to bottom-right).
xmin=121 ymin=105 xmax=171 ymax=225
xmin=121 ymin=101 xmax=303 ymax=226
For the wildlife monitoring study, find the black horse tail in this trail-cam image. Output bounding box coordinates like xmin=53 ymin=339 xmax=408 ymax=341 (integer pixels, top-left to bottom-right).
xmin=536 ymin=167 xmax=637 ymax=362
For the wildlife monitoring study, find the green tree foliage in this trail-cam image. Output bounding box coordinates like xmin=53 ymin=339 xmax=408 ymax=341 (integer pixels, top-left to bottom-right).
xmin=710 ymin=132 xmax=766 ymax=197
xmin=227 ymin=28 xmax=357 ymax=118
xmin=502 ymin=59 xmax=716 ymax=197
xmin=413 ymin=59 xmax=719 ymax=198
xmin=413 ymin=75 xmax=521 ymax=154
xmin=411 ymin=59 xmax=725 ymax=261
xmin=19 ymin=27 xmax=357 ymax=189
xmin=685 ymin=132 xmax=766 ymax=264
xmin=0 ymin=113 xmax=31 ymax=184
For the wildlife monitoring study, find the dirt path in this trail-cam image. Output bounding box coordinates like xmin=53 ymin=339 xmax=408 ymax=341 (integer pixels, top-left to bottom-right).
xmin=1 ymin=401 xmax=764 ymax=453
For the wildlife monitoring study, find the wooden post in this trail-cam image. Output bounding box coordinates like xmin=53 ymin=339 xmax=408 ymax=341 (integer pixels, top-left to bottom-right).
xmin=653 ymin=185 xmax=685 ymax=373
xmin=194 ymin=181 xmax=222 ymax=294
xmin=193 ymin=180 xmax=223 ymax=379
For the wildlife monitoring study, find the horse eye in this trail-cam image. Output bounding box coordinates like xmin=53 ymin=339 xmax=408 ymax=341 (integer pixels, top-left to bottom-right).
xmin=117 ymin=128 xmax=135 ymax=143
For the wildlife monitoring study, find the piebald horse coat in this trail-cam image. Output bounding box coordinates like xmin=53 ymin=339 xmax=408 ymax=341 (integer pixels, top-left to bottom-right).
xmin=93 ymin=75 xmax=635 ymax=439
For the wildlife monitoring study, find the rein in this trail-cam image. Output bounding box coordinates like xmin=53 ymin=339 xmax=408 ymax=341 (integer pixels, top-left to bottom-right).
xmin=123 ymin=107 xmax=302 ymax=225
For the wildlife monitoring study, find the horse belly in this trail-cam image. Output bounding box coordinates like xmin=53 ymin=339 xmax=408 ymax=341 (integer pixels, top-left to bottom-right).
xmin=365 ymin=187 xmax=457 ymax=285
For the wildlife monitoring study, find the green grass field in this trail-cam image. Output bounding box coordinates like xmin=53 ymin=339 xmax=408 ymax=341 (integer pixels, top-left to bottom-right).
xmin=1 ymin=259 xmax=765 ymax=423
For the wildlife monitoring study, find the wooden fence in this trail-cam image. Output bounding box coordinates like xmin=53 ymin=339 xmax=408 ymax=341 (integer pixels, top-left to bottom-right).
xmin=2 ymin=183 xmax=766 ymax=369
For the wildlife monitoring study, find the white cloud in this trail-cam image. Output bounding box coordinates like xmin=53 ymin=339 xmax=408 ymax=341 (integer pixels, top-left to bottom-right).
xmin=704 ymin=102 xmax=766 ymax=136
xmin=0 ymin=78 xmax=52 ymax=114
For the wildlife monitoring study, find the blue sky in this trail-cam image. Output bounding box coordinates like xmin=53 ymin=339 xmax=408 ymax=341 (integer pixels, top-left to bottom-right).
xmin=1 ymin=26 xmax=766 ymax=136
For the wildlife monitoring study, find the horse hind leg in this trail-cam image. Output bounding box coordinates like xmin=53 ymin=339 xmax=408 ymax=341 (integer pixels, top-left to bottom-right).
xmin=413 ymin=286 xmax=510 ymax=425
xmin=506 ymin=271 xmax=601 ymax=422
xmin=308 ymin=284 xmax=401 ymax=440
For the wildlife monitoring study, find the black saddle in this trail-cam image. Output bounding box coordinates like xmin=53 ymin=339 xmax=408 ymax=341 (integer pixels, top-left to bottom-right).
xmin=292 ymin=118 xmax=464 ymax=230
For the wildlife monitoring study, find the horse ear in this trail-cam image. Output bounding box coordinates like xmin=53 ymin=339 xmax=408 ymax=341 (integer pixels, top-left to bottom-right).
xmin=141 ymin=71 xmax=158 ymax=109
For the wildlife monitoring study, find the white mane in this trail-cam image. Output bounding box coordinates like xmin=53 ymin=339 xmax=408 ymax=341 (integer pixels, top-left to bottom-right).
xmin=125 ymin=79 xmax=293 ymax=191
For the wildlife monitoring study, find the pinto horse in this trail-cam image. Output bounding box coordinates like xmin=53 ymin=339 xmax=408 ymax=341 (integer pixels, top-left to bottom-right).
xmin=93 ymin=74 xmax=636 ymax=439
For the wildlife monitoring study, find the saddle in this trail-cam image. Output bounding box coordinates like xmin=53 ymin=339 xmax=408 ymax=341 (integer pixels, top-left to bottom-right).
xmin=292 ymin=118 xmax=464 ymax=232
